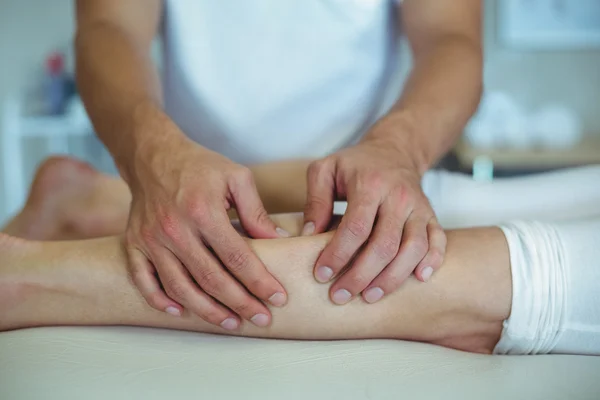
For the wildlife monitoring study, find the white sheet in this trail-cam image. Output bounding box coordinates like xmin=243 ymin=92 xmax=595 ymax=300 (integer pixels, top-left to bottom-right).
xmin=2 ymin=326 xmax=600 ymax=399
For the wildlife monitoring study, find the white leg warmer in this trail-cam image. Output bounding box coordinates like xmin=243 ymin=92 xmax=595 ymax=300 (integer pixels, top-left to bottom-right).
xmin=494 ymin=218 xmax=600 ymax=355
xmin=421 ymin=166 xmax=600 ymax=229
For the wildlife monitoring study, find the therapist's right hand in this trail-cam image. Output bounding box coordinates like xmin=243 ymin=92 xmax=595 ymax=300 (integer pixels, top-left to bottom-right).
xmin=124 ymin=133 xmax=289 ymax=330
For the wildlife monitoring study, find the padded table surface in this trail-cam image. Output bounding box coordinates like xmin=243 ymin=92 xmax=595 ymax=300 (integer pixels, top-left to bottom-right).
xmin=2 ymin=326 xmax=600 ymax=399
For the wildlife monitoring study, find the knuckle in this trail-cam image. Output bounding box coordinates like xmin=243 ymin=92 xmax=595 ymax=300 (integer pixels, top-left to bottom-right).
xmin=406 ymin=237 xmax=429 ymax=257
xmin=347 ymin=272 xmax=368 ymax=291
xmin=186 ymin=199 xmax=210 ymax=224
xmin=165 ymin=279 xmax=187 ymax=302
xmin=225 ymin=249 xmax=252 ymax=274
xmin=308 ymin=159 xmax=326 ymax=176
xmin=124 ymin=230 xmax=137 ymax=247
xmin=138 ymin=226 xmax=156 ymax=245
xmin=364 ymin=171 xmax=384 ymax=191
xmin=380 ymin=274 xmax=403 ymax=292
xmin=231 ymin=300 xmax=251 ymax=316
xmin=235 ymin=166 xmax=254 ymax=184
xmin=346 ymin=218 xmax=370 ymax=239
xmin=158 ymin=212 xmax=180 ymax=241
xmin=373 ymin=236 xmax=400 ymax=260
xmin=434 ymin=227 xmax=448 ymax=247
xmin=198 ymin=309 xmax=223 ymax=325
xmin=246 ymin=277 xmax=268 ymax=294
xmin=146 ymin=292 xmax=164 ymax=309
xmin=305 ymin=194 xmax=330 ymax=213
xmin=390 ymin=187 xmax=410 ymax=208
xmin=196 ymin=269 xmax=223 ymax=295
xmin=252 ymin=206 xmax=270 ymax=225
xmin=426 ymin=249 xmax=444 ymax=267
xmin=130 ymin=267 xmax=145 ymax=285
xmin=354 ymin=190 xmax=378 ymax=209
xmin=330 ymin=249 xmax=351 ymax=266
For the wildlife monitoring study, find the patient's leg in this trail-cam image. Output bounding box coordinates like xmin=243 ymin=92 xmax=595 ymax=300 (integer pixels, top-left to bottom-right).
xmin=0 ymin=227 xmax=511 ymax=354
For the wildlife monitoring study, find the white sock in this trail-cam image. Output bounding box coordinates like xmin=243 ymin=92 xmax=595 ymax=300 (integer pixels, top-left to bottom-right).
xmin=421 ymin=166 xmax=600 ymax=229
xmin=493 ymin=218 xmax=600 ymax=355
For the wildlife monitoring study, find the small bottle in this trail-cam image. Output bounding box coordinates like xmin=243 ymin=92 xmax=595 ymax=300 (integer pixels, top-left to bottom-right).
xmin=44 ymin=52 xmax=68 ymax=115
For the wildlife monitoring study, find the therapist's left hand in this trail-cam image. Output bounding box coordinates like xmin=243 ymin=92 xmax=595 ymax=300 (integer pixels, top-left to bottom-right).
xmin=303 ymin=135 xmax=446 ymax=305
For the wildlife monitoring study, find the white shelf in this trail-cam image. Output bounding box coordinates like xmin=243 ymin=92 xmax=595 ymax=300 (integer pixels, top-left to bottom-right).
xmin=21 ymin=115 xmax=92 ymax=138
xmin=1 ymin=96 xmax=94 ymax=221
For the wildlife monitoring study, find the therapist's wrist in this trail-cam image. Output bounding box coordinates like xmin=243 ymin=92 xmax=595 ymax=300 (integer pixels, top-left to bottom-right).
xmin=117 ymin=100 xmax=189 ymax=184
xmin=363 ymin=112 xmax=429 ymax=177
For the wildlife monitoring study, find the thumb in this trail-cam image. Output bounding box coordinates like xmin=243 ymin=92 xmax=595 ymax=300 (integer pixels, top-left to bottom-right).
xmin=303 ymin=159 xmax=335 ymax=236
xmin=231 ymin=169 xmax=289 ymax=239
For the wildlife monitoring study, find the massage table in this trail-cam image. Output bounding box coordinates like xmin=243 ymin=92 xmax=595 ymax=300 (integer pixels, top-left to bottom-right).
xmin=1 ymin=327 xmax=599 ymax=399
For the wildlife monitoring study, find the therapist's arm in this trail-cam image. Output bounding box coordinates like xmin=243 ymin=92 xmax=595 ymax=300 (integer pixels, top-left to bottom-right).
xmin=75 ymin=1 xmax=291 ymax=330
xmin=382 ymin=0 xmax=483 ymax=168
xmin=75 ymin=0 xmax=166 ymax=171
xmin=302 ymin=0 xmax=482 ymax=305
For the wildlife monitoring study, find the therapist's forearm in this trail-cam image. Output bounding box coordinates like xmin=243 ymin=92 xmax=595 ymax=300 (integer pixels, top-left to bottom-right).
xmin=369 ymin=37 xmax=483 ymax=174
xmin=75 ymin=23 xmax=179 ymax=182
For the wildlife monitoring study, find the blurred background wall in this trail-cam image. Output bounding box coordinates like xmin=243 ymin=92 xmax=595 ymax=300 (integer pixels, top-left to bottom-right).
xmin=0 ymin=0 xmax=76 ymax=222
xmin=483 ymin=1 xmax=600 ymax=136
xmin=0 ymin=0 xmax=599 ymax=223
xmin=0 ymin=0 xmax=75 ymax=117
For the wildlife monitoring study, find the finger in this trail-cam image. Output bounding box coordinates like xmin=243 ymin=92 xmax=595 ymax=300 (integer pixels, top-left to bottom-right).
xmin=230 ymin=167 xmax=290 ymax=239
xmin=152 ymin=246 xmax=241 ymax=331
xmin=414 ymin=218 xmax=446 ymax=282
xmin=303 ymin=159 xmax=336 ymax=236
xmin=203 ymin=213 xmax=288 ymax=309
xmin=362 ymin=212 xmax=430 ymax=303
xmin=128 ymin=247 xmax=183 ymax=317
xmin=329 ymin=199 xmax=407 ymax=304
xmin=171 ymin=227 xmax=275 ymax=327
xmin=314 ymin=192 xmax=379 ymax=287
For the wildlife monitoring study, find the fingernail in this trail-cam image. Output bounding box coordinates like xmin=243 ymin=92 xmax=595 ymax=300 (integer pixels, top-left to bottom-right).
xmin=332 ymin=289 xmax=352 ymax=305
xmin=364 ymin=287 xmax=384 ymax=304
xmin=268 ymin=292 xmax=286 ymax=307
xmin=220 ymin=317 xmax=239 ymax=331
xmin=302 ymin=222 xmax=315 ymax=236
xmin=422 ymin=266 xmax=434 ymax=282
xmin=315 ymin=266 xmax=333 ymax=283
xmin=165 ymin=306 xmax=181 ymax=317
xmin=276 ymin=227 xmax=291 ymax=238
xmin=251 ymin=313 xmax=270 ymax=327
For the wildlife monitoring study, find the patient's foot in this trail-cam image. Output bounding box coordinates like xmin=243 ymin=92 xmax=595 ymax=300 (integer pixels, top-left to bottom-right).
xmin=2 ymin=156 xmax=130 ymax=240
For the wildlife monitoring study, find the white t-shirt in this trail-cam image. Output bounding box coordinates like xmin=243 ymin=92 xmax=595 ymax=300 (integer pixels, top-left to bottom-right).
xmin=162 ymin=0 xmax=404 ymax=164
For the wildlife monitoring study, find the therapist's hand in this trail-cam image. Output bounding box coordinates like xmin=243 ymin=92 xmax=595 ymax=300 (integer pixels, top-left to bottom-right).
xmin=125 ymin=134 xmax=289 ymax=330
xmin=303 ymin=136 xmax=446 ymax=305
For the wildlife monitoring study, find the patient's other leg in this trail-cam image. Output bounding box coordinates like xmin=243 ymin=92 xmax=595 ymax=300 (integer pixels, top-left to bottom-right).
xmin=7 ymin=156 xmax=600 ymax=240
xmin=2 ymin=157 xmax=130 ymax=240
xmin=2 ymin=157 xmax=308 ymax=240
xmin=422 ymin=165 xmax=600 ymax=228
xmin=0 ymin=226 xmax=511 ymax=354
